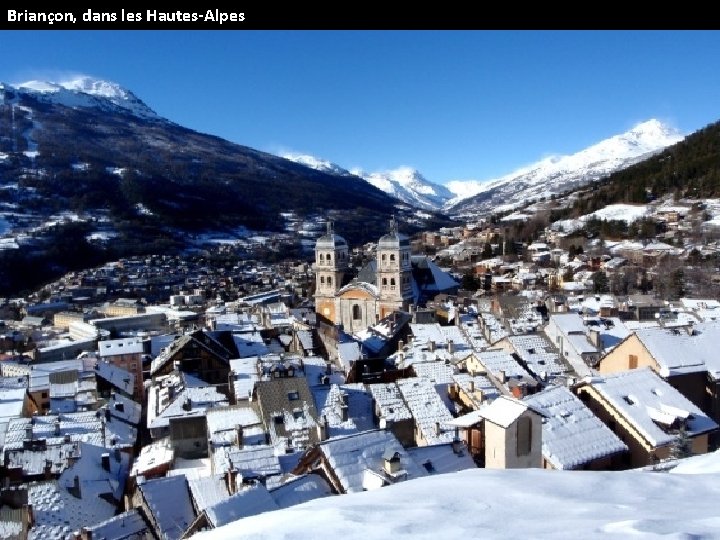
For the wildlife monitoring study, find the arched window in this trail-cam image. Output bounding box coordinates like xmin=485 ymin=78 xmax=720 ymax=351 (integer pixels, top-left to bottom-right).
xmin=390 ymin=254 xmax=396 ymax=261
xmin=327 ymin=277 xmax=332 ymax=286
xmin=319 ymin=253 xmax=324 ymax=262
xmin=320 ymin=276 xmax=325 ymax=284
xmin=390 ymin=278 xmax=396 ymax=290
xmin=352 ymin=305 xmax=362 ymax=320
xmin=382 ymin=278 xmax=387 ymax=287
xmin=381 ymin=254 xmax=386 ymax=262
xmin=328 ymin=253 xmax=332 ymax=263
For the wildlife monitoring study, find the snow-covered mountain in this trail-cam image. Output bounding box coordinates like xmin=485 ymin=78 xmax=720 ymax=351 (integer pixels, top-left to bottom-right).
xmin=351 ymin=167 xmax=454 ymax=211
xmin=280 ymin=153 xmax=353 ymax=177
xmin=3 ymin=76 xmax=158 ymax=119
xmin=446 ymin=119 xmax=685 ymax=216
xmin=281 ymin=153 xmax=453 ymax=211
xmin=351 ymin=167 xmax=453 ymax=210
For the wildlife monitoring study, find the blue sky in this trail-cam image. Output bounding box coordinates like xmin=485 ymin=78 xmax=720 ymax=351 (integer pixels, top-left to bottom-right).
xmin=2 ymin=30 xmax=719 ymax=185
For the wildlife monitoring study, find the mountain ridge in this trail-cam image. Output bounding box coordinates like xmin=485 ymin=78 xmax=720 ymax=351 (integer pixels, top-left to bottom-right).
xmin=445 ymin=119 xmax=684 ymax=215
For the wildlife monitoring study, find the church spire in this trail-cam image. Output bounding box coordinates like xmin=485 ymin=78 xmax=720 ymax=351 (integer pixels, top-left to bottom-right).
xmin=389 ymin=215 xmax=397 ymax=235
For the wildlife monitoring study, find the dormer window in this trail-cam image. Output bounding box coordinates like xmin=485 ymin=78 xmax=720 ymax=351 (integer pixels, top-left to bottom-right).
xmin=288 ymin=390 xmax=299 ymax=401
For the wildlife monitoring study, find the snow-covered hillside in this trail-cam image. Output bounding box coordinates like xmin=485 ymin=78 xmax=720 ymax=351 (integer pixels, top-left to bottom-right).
xmin=280 ymin=153 xmax=354 ymax=177
xmin=194 ymin=450 xmax=720 ymax=540
xmin=3 ymin=76 xmax=158 ymax=119
xmin=446 ymin=119 xmax=685 ymax=216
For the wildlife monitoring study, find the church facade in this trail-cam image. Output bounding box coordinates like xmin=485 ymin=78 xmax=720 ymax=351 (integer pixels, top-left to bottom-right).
xmin=314 ymin=219 xmax=457 ymax=335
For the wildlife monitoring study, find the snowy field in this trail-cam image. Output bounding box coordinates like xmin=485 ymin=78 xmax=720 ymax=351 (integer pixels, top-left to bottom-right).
xmin=195 ymin=450 xmax=720 ymax=540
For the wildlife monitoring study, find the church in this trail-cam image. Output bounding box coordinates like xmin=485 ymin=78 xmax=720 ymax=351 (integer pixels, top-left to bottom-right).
xmin=314 ymin=219 xmax=459 ymax=333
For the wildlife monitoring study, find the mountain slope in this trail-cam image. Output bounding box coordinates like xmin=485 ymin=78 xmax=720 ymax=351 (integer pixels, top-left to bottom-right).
xmin=567 ymin=118 xmax=720 ymax=215
xmin=0 ymin=78 xmax=404 ymax=239
xmin=281 ymin=153 xmax=453 ymax=211
xmin=446 ymin=119 xmax=685 ymax=216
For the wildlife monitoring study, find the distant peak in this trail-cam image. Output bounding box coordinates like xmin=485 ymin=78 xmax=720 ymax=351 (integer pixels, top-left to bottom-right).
xmin=624 ymin=119 xmax=683 ymax=140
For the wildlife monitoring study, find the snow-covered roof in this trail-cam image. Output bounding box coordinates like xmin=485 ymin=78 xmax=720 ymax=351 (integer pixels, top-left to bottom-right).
xmin=634 ymin=325 xmax=716 ymax=377
xmin=147 ymin=383 xmax=229 ymax=430
xmin=107 ymin=392 xmax=142 ymax=425
xmin=452 ymin=373 xmax=500 ymax=405
xmin=82 ymin=509 xmax=150 ymax=540
xmin=206 ymin=405 xmax=263 ymax=448
xmin=301 ymin=356 xmax=345 ymax=388
xmin=129 ymin=439 xmax=174 ymax=477
xmin=92 ymin=360 xmax=134 ymax=395
xmin=188 ymin=475 xmax=230 ymax=514
xmin=396 ymin=377 xmax=456 ymax=445
xmin=226 ymin=445 xmax=283 ymax=479
xmin=319 ymin=430 xmax=425 ymax=493
xmin=313 ymin=383 xmax=374 ymax=439
xmin=549 ymin=312 xmax=587 ymax=334
xmin=337 ymin=341 xmax=362 ymax=371
xmin=138 ymin=475 xmax=196 ymax=539
xmin=507 ymin=334 xmax=567 ymax=379
xmin=4 ymin=411 xmax=136 ymax=452
xmin=230 ymin=357 xmax=260 ymax=401
xmin=366 ymin=383 xmax=412 ymax=422
xmin=232 ymin=332 xmax=269 ymax=358
xmin=206 ymin=484 xmax=280 ymax=527
xmin=269 ymin=474 xmax=334 ymax=509
xmin=472 ymin=351 xmax=535 ymax=384
xmin=0 ymin=387 xmax=25 ymax=423
xmin=28 ymin=442 xmax=130 ymax=539
xmin=407 ymin=443 xmax=476 ymax=475
xmin=477 ymin=396 xmax=532 ymax=428
xmin=583 ymin=368 xmax=719 ymax=447
xmin=524 ymin=386 xmax=628 ymax=470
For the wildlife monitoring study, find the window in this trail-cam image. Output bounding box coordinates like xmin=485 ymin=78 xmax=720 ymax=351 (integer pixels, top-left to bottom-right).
xmin=319 ymin=254 xmax=324 ymax=262
xmin=352 ymin=304 xmax=362 ymax=320
xmin=382 ymin=254 xmax=386 ymax=262
xmin=293 ymin=409 xmax=304 ymax=420
xmin=288 ymin=391 xmax=299 ymax=401
xmin=390 ymin=254 xmax=396 ymax=261
xmin=390 ymin=278 xmax=396 ymax=290
xmin=629 ymin=354 xmax=638 ymax=369
xmin=516 ymin=416 xmax=532 ymax=456
xmin=327 ymin=277 xmax=332 ymax=286
xmin=382 ymin=278 xmax=387 ymax=287
xmin=320 ymin=276 xmax=325 ymax=284
xmin=274 ymin=414 xmax=284 ymax=424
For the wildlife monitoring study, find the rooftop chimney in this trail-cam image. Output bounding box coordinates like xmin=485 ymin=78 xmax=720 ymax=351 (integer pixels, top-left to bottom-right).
xmin=435 ymin=422 xmax=441 ymax=437
xmin=447 ymin=340 xmax=454 ymax=354
xmin=429 ymin=340 xmax=436 ymax=352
